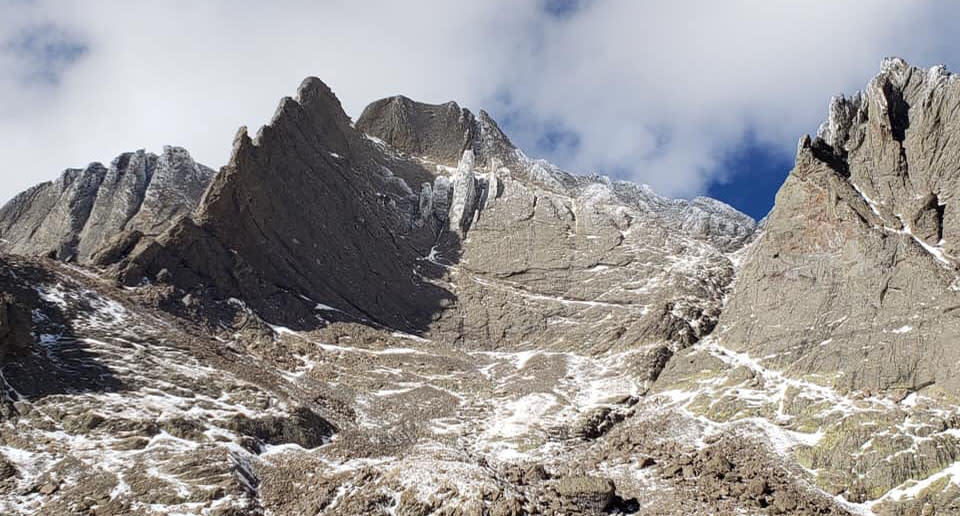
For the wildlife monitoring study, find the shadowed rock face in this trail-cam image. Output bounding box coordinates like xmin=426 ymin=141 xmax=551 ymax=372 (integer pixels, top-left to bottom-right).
xmin=116 ymin=78 xmax=457 ymax=334
xmin=720 ymin=58 xmax=960 ymax=397
xmin=0 ymin=147 xmax=214 ymax=263
xmin=0 ymin=258 xmax=36 ymax=362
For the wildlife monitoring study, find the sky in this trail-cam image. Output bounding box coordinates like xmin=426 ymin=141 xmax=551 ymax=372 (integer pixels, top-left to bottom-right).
xmin=2 ymin=1 xmax=960 ymax=220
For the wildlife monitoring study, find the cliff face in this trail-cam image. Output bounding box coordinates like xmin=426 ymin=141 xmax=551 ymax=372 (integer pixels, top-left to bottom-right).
xmin=357 ymin=93 xmax=755 ymax=353
xmin=106 ymin=79 xmax=755 ymax=356
xmin=720 ymin=58 xmax=960 ymax=397
xmin=0 ymin=147 xmax=214 ymax=263
xmin=643 ymin=59 xmax=960 ymax=509
xmin=114 ymin=79 xmax=456 ymax=333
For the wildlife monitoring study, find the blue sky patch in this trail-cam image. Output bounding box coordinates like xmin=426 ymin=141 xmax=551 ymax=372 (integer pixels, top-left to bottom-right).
xmin=706 ymin=136 xmax=794 ymax=220
xmin=5 ymin=24 xmax=88 ymax=85
xmin=542 ymin=0 xmax=587 ymax=19
xmin=535 ymin=126 xmax=581 ymax=155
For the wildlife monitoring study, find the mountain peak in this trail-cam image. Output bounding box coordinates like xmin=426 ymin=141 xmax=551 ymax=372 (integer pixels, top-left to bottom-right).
xmin=295 ymin=76 xmax=334 ymax=102
xmin=356 ymin=94 xmax=515 ymax=168
xmin=725 ymin=58 xmax=960 ymax=399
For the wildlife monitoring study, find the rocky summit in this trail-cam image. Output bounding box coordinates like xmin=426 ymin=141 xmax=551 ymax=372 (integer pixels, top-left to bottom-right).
xmin=0 ymin=59 xmax=960 ymax=515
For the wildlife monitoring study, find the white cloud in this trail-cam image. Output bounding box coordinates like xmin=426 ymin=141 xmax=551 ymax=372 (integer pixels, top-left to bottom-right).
xmin=1 ymin=0 xmax=959 ymax=203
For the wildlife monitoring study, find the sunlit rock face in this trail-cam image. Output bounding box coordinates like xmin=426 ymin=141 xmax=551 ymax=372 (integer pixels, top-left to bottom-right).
xmin=657 ymin=59 xmax=960 ymax=511
xmin=355 ymin=92 xmax=755 ymax=354
xmin=721 ymin=58 xmax=960 ymax=397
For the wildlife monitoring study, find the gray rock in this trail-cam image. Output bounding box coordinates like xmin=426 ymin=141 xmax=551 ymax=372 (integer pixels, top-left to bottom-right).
xmin=448 ymin=150 xmax=479 ymax=234
xmin=356 ymin=95 xmax=515 ymax=170
xmin=554 ymin=476 xmax=615 ymax=512
xmin=0 ymin=164 xmax=106 ymax=260
xmin=0 ymin=147 xmax=214 ymax=263
xmin=116 ymin=78 xmax=452 ymax=333
xmin=101 ymin=78 xmax=754 ymax=356
xmin=719 ymin=58 xmax=960 ymax=397
xmin=0 ymin=256 xmax=37 ymax=363
xmin=0 ymin=456 xmax=16 ymax=481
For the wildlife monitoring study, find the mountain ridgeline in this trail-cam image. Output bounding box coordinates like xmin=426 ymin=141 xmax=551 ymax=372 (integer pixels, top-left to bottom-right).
xmin=1 ymin=77 xmax=757 ymax=351
xmin=2 ymin=59 xmax=960 ymax=515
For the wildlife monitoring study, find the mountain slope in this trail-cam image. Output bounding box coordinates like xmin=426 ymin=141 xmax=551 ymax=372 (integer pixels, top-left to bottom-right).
xmin=653 ymin=59 xmax=960 ymax=513
xmin=10 ymin=61 xmax=960 ymax=515
xmin=102 ymin=79 xmax=755 ymax=361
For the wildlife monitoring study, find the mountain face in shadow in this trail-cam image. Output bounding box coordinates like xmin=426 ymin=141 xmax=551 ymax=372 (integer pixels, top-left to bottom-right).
xmin=113 ymin=79 xmax=464 ymax=334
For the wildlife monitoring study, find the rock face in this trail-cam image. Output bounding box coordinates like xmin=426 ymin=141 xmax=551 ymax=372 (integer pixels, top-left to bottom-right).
xmin=109 ymin=79 xmax=755 ymax=356
xmin=358 ymin=93 xmax=755 ymax=352
xmin=720 ymin=58 xmax=960 ymax=397
xmin=114 ymin=78 xmax=454 ymax=333
xmin=356 ymin=95 xmax=506 ymax=167
xmin=0 ymin=147 xmax=214 ymax=263
xmin=640 ymin=59 xmax=960 ymax=511
xmin=553 ymin=476 xmax=615 ymax=512
xmin=0 ymin=257 xmax=35 ymax=362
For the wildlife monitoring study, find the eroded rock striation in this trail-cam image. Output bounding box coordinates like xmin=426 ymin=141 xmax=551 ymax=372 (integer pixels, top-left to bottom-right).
xmin=0 ymin=147 xmax=214 ymax=263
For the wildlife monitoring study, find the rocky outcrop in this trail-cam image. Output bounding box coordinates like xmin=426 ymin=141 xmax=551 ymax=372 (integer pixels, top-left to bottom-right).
xmin=718 ymin=58 xmax=960 ymax=398
xmin=671 ymin=196 xmax=758 ymax=252
xmin=356 ymin=95 xmax=516 ymax=170
xmin=553 ymin=476 xmax=615 ymax=512
xmin=227 ymin=406 xmax=335 ymax=450
xmin=0 ymin=165 xmax=106 ymax=261
xmin=100 ymin=79 xmax=754 ymax=354
xmin=359 ymin=94 xmax=758 ymax=252
xmin=115 ymin=78 xmax=453 ymax=333
xmin=0 ymin=258 xmax=35 ymax=362
xmin=0 ymin=147 xmax=214 ymax=263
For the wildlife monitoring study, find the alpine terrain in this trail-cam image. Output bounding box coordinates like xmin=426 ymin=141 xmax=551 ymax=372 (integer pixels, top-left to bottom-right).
xmin=0 ymin=58 xmax=959 ymax=515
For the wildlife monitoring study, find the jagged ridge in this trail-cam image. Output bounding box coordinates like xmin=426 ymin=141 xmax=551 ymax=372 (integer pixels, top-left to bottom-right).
xmin=0 ymin=146 xmax=214 ymax=263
